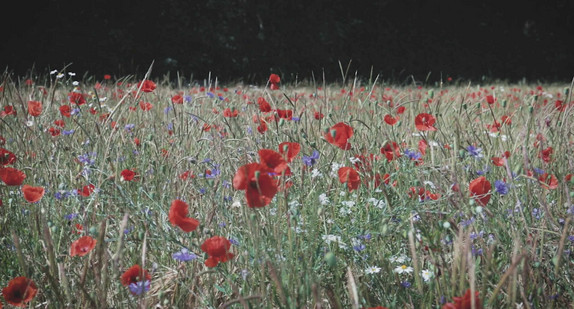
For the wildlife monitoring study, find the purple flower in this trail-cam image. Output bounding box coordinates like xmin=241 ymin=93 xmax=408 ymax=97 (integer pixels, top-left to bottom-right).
xmin=128 ymin=280 xmax=150 ymax=296
xmin=124 ymin=123 xmax=135 ymax=131
xmin=466 ymin=145 xmax=483 ymax=159
xmin=495 ymin=180 xmax=509 ymax=195
xmin=533 ymin=167 xmax=545 ymax=175
xmin=62 ymin=129 xmax=75 ymax=135
xmin=404 ymin=149 xmax=422 ymax=161
xmin=302 ymin=150 xmax=320 ymax=166
xmin=172 ymin=248 xmax=198 ymax=262
xmin=65 ymin=213 xmax=78 ymax=220
xmin=401 ymin=281 xmax=411 ymax=288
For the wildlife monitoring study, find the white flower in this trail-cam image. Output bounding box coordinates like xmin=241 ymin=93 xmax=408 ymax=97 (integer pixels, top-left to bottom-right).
xmin=365 ymin=266 xmax=381 ymax=274
xmin=421 ymin=269 xmax=433 ymax=282
xmin=367 ymin=197 xmax=385 ymax=209
xmin=394 ymin=265 xmax=414 ymax=274
xmin=389 ymin=254 xmax=410 ymax=264
xmin=319 ymin=193 xmax=330 ymax=205
xmin=68 ymin=72 xmax=76 ymax=76
xmin=349 ymin=156 xmax=361 ymax=164
xmin=50 ymin=69 xmax=58 ymax=75
xmin=311 ymin=168 xmax=323 ymax=178
xmin=72 ymin=81 xmax=79 ymax=86
xmin=322 ymin=234 xmax=347 ymax=249
xmin=341 ymin=200 xmax=355 ymax=207
xmin=56 ymin=73 xmax=65 ymax=79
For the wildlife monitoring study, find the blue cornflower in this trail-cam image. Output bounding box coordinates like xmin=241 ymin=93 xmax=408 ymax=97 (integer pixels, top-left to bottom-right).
xmin=495 ymin=180 xmax=509 ymax=195
xmin=124 ymin=124 xmax=135 ymax=131
xmin=184 ymin=95 xmax=192 ymax=103
xmin=172 ymin=248 xmax=198 ymax=262
xmin=533 ymin=167 xmax=545 ymax=175
xmin=62 ymin=129 xmax=75 ymax=135
xmin=164 ymin=106 xmax=173 ymax=115
xmin=129 ymin=280 xmax=150 ymax=296
xmin=404 ymin=149 xmax=422 ymax=161
xmin=401 ymin=281 xmax=411 ymax=288
xmin=206 ymin=92 xmax=215 ymax=98
xmin=302 ymin=150 xmax=320 ymax=166
xmin=466 ymin=145 xmax=483 ymax=159
xmin=65 ymin=213 xmax=78 ymax=220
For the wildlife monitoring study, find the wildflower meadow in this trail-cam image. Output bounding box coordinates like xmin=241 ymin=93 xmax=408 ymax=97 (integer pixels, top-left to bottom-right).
xmin=1 ymin=66 xmax=574 ymax=308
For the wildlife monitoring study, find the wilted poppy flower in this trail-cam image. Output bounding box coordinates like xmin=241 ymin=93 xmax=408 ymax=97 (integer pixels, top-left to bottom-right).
xmin=539 ymin=147 xmax=553 ymax=164
xmin=338 ymin=167 xmax=361 ymax=192
xmin=0 ymin=148 xmax=16 ymax=165
xmin=138 ymin=80 xmax=156 ymax=92
xmin=121 ymin=265 xmax=151 ymax=292
xmin=384 ymin=114 xmax=399 ymax=125
xmin=70 ymin=235 xmax=97 ymax=257
xmin=325 ymin=122 xmax=354 ymax=150
xmin=201 ymin=236 xmax=234 ymax=267
xmin=22 ymin=185 xmax=44 ymax=203
xmin=120 ymin=169 xmax=137 ymax=181
xmin=278 ymin=142 xmax=301 ymax=163
xmin=415 ymin=113 xmax=437 ymax=131
xmin=469 ymin=176 xmax=491 ymax=206
xmin=27 ymin=100 xmax=42 ymax=117
xmin=233 ymin=163 xmax=278 ymax=208
xmin=258 ymin=149 xmax=288 ymax=174
xmin=442 ymin=288 xmax=482 ymax=309
xmin=380 ymin=141 xmax=401 ymax=161
xmin=2 ymin=276 xmax=38 ymax=307
xmin=169 ymin=199 xmax=200 ymax=232
xmin=0 ymin=167 xmax=26 ymax=186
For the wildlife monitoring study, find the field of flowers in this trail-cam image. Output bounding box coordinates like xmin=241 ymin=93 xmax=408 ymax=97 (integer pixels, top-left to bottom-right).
xmin=1 ymin=68 xmax=574 ymax=308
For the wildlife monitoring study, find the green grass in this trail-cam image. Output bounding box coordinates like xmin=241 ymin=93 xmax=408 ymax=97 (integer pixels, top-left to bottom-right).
xmin=1 ymin=68 xmax=574 ymax=308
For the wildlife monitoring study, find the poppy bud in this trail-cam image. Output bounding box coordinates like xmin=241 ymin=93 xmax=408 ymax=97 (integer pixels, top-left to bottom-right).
xmin=462 ymin=103 xmax=467 ymax=110
xmin=429 ymin=89 xmax=434 ymax=99
xmin=331 ymin=129 xmax=337 ymax=139
xmin=89 ymin=226 xmax=97 ymax=235
xmin=324 ymin=252 xmax=336 ymax=267
xmin=279 ymin=118 xmax=285 ymax=126
xmin=502 ymin=99 xmax=507 ymax=107
xmin=254 ymin=170 xmax=260 ymax=180
xmin=534 ymin=95 xmax=538 ymax=101
xmin=529 ymin=106 xmax=534 ymax=113
xmin=250 ymin=213 xmax=257 ymax=221
xmin=317 ymin=207 xmax=324 ymax=216
xmin=564 ymin=87 xmax=569 ymax=95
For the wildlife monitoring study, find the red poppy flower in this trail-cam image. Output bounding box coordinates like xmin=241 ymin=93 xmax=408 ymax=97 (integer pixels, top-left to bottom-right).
xmin=47 ymin=127 xmax=61 ymax=136
xmin=539 ymin=173 xmax=558 ymax=190
xmin=338 ymin=167 xmax=361 ymax=192
xmin=415 ymin=113 xmax=437 ymax=131
xmin=539 ymin=147 xmax=553 ymax=163
xmin=501 ymin=115 xmax=512 ymax=126
xmin=276 ymin=109 xmax=293 ymax=120
xmin=325 ymin=122 xmax=354 ymax=150
xmin=78 ymin=184 xmax=96 ymax=197
xmin=1 ymin=105 xmax=16 ymax=117
xmin=169 ymin=199 xmax=200 ymax=232
xmin=383 ymin=114 xmax=398 ymax=125
xmin=233 ymin=163 xmax=278 ymax=208
xmin=171 ymin=94 xmax=184 ymax=104
xmin=69 ymin=92 xmax=86 ymax=105
xmin=120 ymin=265 xmax=151 ymax=287
xmin=278 ymin=142 xmax=301 ymax=163
xmin=257 ymin=97 xmax=272 ymax=112
xmin=397 ymin=106 xmax=406 ymax=114
xmin=419 ymin=139 xmax=428 ymax=155
xmin=104 ymin=74 xmax=111 ymax=80
xmin=486 ymin=95 xmax=495 ymax=104
xmin=27 ymin=100 xmax=42 ymax=117
xmin=258 ymin=149 xmax=288 ymax=174
xmin=490 ymin=156 xmax=506 ymax=166
xmin=138 ymin=80 xmax=156 ymax=92
xmin=0 ymin=167 xmax=26 ymax=186
xmin=2 ymin=276 xmax=38 ymax=307
xmin=120 ymin=169 xmax=137 ymax=181
xmin=70 ymin=235 xmax=97 ymax=257
xmin=223 ymin=108 xmax=238 ymax=118
xmin=54 ymin=106 xmax=68 ymax=119
xmin=201 ymin=236 xmax=234 ymax=267
xmin=0 ymin=148 xmax=16 ymax=166
xmin=22 ymin=185 xmax=44 ymax=203
xmin=269 ymin=74 xmax=280 ymax=90
xmin=469 ymin=176 xmax=491 ymax=206
xmin=139 ymin=101 xmax=153 ymax=111
xmin=257 ymin=118 xmax=268 ymax=134
xmin=314 ymin=111 xmax=324 ymax=120
xmin=380 ymin=141 xmax=401 ymax=161
xmin=442 ymin=288 xmax=482 ymax=309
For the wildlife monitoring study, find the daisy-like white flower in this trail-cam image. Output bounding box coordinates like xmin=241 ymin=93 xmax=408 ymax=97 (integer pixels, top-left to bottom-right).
xmin=421 ymin=269 xmax=433 ymax=282
xmin=394 ymin=265 xmax=414 ymax=274
xmin=365 ymin=266 xmax=381 ymax=274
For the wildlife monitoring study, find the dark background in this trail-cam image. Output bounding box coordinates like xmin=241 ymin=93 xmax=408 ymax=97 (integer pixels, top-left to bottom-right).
xmin=1 ymin=0 xmax=573 ymax=84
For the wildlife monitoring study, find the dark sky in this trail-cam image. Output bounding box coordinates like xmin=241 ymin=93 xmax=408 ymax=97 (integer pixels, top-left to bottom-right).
xmin=1 ymin=0 xmax=572 ymax=83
